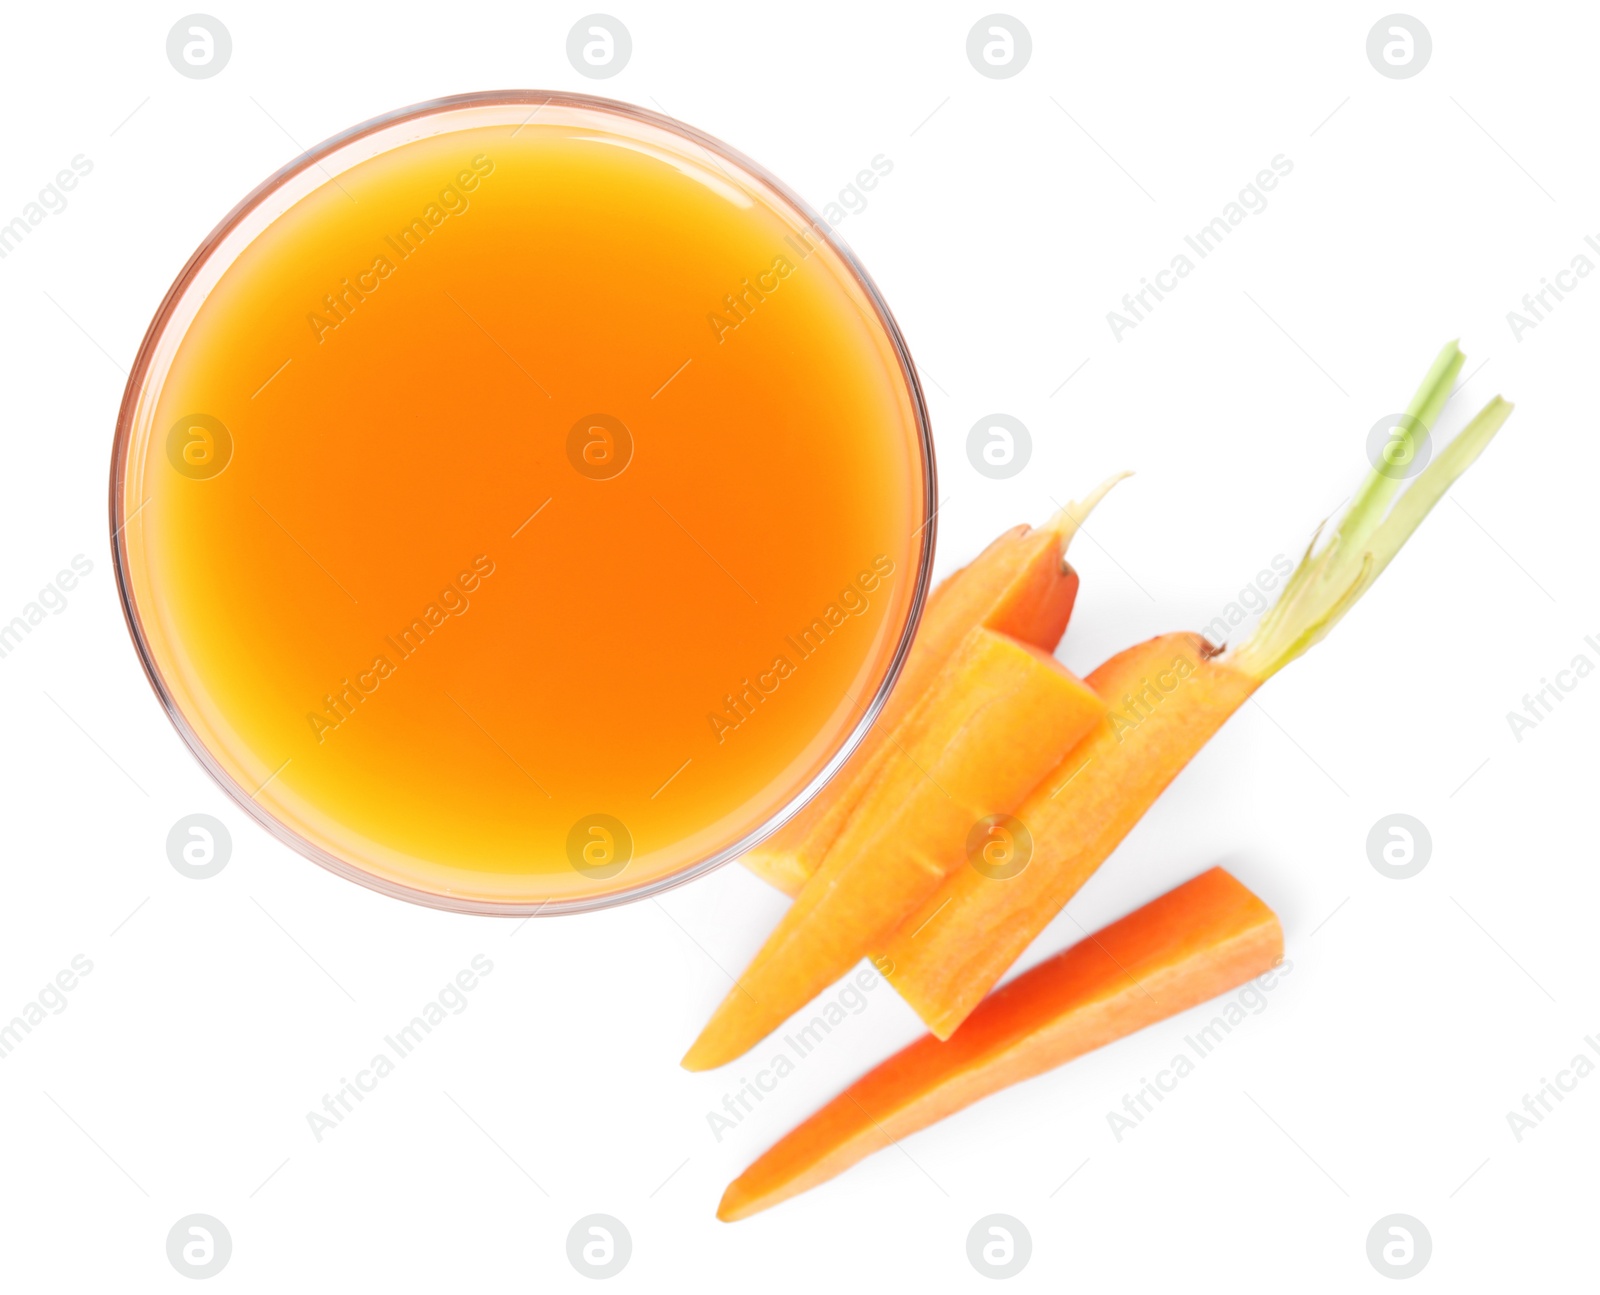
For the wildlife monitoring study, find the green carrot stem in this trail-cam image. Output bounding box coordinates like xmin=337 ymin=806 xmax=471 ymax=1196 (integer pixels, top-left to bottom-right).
xmin=1227 ymin=342 xmax=1512 ymax=681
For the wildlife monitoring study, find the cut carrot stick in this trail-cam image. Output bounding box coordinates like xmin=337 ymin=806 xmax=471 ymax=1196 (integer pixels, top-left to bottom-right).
xmin=879 ymin=341 xmax=1513 ymax=1038
xmin=685 ymin=627 xmax=1107 ymax=1071
xmin=718 ymin=866 xmax=1282 ymax=1220
xmin=882 ymin=633 xmax=1255 ymax=1037
xmin=740 ymin=525 xmax=1076 ymax=897
xmin=740 ymin=478 xmax=1123 ymax=897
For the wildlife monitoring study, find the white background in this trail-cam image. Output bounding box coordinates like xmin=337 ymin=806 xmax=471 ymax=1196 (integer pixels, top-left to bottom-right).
xmin=0 ymin=1 xmax=1593 ymax=1289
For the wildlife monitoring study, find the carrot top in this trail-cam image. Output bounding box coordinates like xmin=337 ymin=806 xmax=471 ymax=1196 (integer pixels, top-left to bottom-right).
xmin=1228 ymin=341 xmax=1513 ymax=681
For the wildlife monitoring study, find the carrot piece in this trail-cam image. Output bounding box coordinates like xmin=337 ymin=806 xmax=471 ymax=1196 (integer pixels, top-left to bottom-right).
xmin=739 ymin=527 xmax=1074 ymax=898
xmin=739 ymin=479 xmax=1123 ymax=897
xmin=684 ymin=627 xmax=1106 ymax=1071
xmin=718 ymin=867 xmax=1282 ymax=1220
xmin=881 ymin=343 xmax=1513 ymax=1038
xmin=882 ymin=633 xmax=1256 ymax=1037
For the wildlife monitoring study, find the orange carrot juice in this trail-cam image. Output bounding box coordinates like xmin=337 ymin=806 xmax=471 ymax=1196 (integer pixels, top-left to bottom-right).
xmin=113 ymin=94 xmax=932 ymax=911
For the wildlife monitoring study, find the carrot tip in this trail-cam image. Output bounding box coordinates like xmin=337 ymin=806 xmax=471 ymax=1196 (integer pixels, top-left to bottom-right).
xmin=683 ymin=1020 xmax=746 ymax=1070
xmin=715 ymin=1181 xmax=752 ymax=1222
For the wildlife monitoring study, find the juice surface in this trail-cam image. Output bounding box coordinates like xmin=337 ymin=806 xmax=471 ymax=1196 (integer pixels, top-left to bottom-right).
xmin=117 ymin=100 xmax=928 ymax=906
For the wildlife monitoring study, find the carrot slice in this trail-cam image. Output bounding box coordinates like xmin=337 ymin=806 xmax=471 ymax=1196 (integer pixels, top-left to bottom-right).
xmin=684 ymin=627 xmax=1106 ymax=1071
xmin=740 ymin=479 xmax=1123 ymax=897
xmin=718 ymin=867 xmax=1282 ymax=1220
xmin=881 ymin=344 xmax=1513 ymax=1038
xmin=740 ymin=527 xmax=1074 ymax=897
xmin=883 ymin=633 xmax=1256 ymax=1038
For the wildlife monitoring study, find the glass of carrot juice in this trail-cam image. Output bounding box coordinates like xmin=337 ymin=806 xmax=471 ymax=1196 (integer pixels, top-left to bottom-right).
xmin=111 ymin=91 xmax=934 ymax=913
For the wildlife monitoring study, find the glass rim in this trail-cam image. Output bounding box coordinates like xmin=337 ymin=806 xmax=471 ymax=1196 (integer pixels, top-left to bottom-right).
xmin=108 ymin=88 xmax=938 ymax=918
